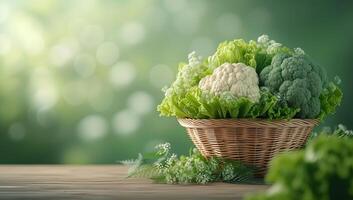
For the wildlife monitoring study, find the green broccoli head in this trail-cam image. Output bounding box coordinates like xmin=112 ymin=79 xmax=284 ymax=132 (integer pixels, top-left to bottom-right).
xmin=260 ymin=53 xmax=327 ymax=118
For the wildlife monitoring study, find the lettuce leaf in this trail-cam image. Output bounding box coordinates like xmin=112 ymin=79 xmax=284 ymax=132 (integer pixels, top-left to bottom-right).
xmin=207 ymin=35 xmax=293 ymax=74
xmin=318 ymin=82 xmax=343 ymax=120
xmin=157 ymin=87 xmax=299 ymax=119
xmin=207 ymin=39 xmax=259 ymax=70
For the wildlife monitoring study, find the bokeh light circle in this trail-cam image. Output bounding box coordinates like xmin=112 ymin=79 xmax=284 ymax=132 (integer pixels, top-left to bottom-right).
xmin=96 ymin=42 xmax=119 ymax=66
xmin=127 ymin=91 xmax=154 ymax=115
xmin=77 ymin=115 xmax=108 ymax=141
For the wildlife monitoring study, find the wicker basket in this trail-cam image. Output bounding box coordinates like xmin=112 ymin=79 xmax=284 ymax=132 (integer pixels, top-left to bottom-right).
xmin=177 ymin=118 xmax=319 ymax=177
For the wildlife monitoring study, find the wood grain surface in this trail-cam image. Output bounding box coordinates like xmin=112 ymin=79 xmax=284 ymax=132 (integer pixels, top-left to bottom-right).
xmin=0 ymin=165 xmax=267 ymax=200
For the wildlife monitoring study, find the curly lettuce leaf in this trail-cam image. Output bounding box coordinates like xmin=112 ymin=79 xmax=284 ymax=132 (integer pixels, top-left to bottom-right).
xmin=318 ymin=82 xmax=343 ymax=120
xmin=207 ymin=39 xmax=259 ymax=70
xmin=200 ymin=94 xmax=254 ymax=119
xmin=157 ymin=87 xmax=299 ymax=119
xmin=266 ymin=104 xmax=299 ymax=120
xmin=157 ymin=87 xmax=204 ymax=119
xmin=248 ymin=89 xmax=277 ymax=117
xmin=207 ymin=35 xmax=293 ymax=74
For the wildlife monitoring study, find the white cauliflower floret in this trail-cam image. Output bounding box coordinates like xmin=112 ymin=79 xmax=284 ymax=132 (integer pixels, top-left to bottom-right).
xmin=257 ymin=34 xmax=284 ymax=55
xmin=198 ymin=63 xmax=260 ymax=102
xmin=172 ymin=51 xmax=206 ymax=89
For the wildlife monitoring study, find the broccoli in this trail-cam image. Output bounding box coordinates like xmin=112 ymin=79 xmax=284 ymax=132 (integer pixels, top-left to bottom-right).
xmin=259 ymin=53 xmax=327 ymax=118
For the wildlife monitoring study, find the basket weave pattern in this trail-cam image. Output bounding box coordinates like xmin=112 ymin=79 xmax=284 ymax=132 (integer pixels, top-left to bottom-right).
xmin=177 ymin=118 xmax=319 ymax=177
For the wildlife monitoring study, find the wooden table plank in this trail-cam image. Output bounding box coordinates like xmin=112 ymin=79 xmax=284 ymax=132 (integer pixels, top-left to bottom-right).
xmin=0 ymin=165 xmax=267 ymax=200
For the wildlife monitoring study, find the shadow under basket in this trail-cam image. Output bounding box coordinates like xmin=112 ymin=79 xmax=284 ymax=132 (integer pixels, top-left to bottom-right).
xmin=177 ymin=118 xmax=319 ymax=177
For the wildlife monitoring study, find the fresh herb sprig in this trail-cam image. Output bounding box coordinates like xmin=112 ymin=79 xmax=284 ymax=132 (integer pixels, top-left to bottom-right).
xmin=121 ymin=143 xmax=255 ymax=184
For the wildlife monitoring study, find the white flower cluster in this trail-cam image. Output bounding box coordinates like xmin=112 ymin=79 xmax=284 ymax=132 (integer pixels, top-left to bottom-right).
xmin=166 ymin=153 xmax=177 ymax=166
xmin=163 ymin=153 xmax=214 ymax=184
xmin=125 ymin=144 xmax=253 ymax=184
xmin=155 ymin=142 xmax=171 ymax=156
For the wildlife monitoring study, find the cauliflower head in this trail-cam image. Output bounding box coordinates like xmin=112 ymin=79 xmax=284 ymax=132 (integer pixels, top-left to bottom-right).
xmin=172 ymin=51 xmax=209 ymax=90
xmin=260 ymin=53 xmax=327 ymax=118
xmin=199 ymin=63 xmax=261 ymax=102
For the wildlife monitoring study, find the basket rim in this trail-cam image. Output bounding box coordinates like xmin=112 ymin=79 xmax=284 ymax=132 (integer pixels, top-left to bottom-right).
xmin=177 ymin=118 xmax=320 ymax=128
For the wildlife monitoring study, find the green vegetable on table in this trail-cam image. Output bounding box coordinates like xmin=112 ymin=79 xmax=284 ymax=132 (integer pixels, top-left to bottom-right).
xmin=158 ymin=35 xmax=342 ymax=120
xmin=246 ymin=134 xmax=353 ymax=200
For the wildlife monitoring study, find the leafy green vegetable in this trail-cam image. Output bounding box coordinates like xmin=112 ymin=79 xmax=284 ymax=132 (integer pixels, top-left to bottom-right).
xmin=318 ymin=81 xmax=343 ymax=120
xmin=158 ymin=87 xmax=299 ymax=119
xmin=246 ymin=135 xmax=353 ymax=200
xmin=266 ymin=101 xmax=299 ymax=120
xmin=260 ymin=52 xmax=328 ymax=118
xmin=207 ymin=35 xmax=292 ymax=73
xmin=207 ymin=39 xmax=259 ymax=70
xmin=157 ymin=51 xmax=210 ymax=118
xmin=121 ymin=143 xmax=254 ymax=184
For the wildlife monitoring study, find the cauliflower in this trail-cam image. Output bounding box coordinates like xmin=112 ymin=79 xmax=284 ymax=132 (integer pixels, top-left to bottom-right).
xmin=168 ymin=51 xmax=209 ymax=92
xmin=198 ymin=63 xmax=261 ymax=102
xmin=162 ymin=51 xmax=209 ymax=97
xmin=260 ymin=53 xmax=327 ymax=118
xmin=257 ymin=34 xmax=291 ymax=55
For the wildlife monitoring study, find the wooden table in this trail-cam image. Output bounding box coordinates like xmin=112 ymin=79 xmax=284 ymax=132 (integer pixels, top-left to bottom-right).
xmin=0 ymin=165 xmax=267 ymax=200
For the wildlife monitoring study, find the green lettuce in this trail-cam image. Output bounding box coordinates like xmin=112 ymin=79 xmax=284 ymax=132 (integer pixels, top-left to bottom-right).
xmin=157 ymin=87 xmax=299 ymax=119
xmin=207 ymin=35 xmax=293 ymax=73
xmin=207 ymin=39 xmax=259 ymax=70
xmin=318 ymin=81 xmax=343 ymax=120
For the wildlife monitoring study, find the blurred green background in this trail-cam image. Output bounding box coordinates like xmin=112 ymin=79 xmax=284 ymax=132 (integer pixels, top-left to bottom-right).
xmin=0 ymin=0 xmax=352 ymax=164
